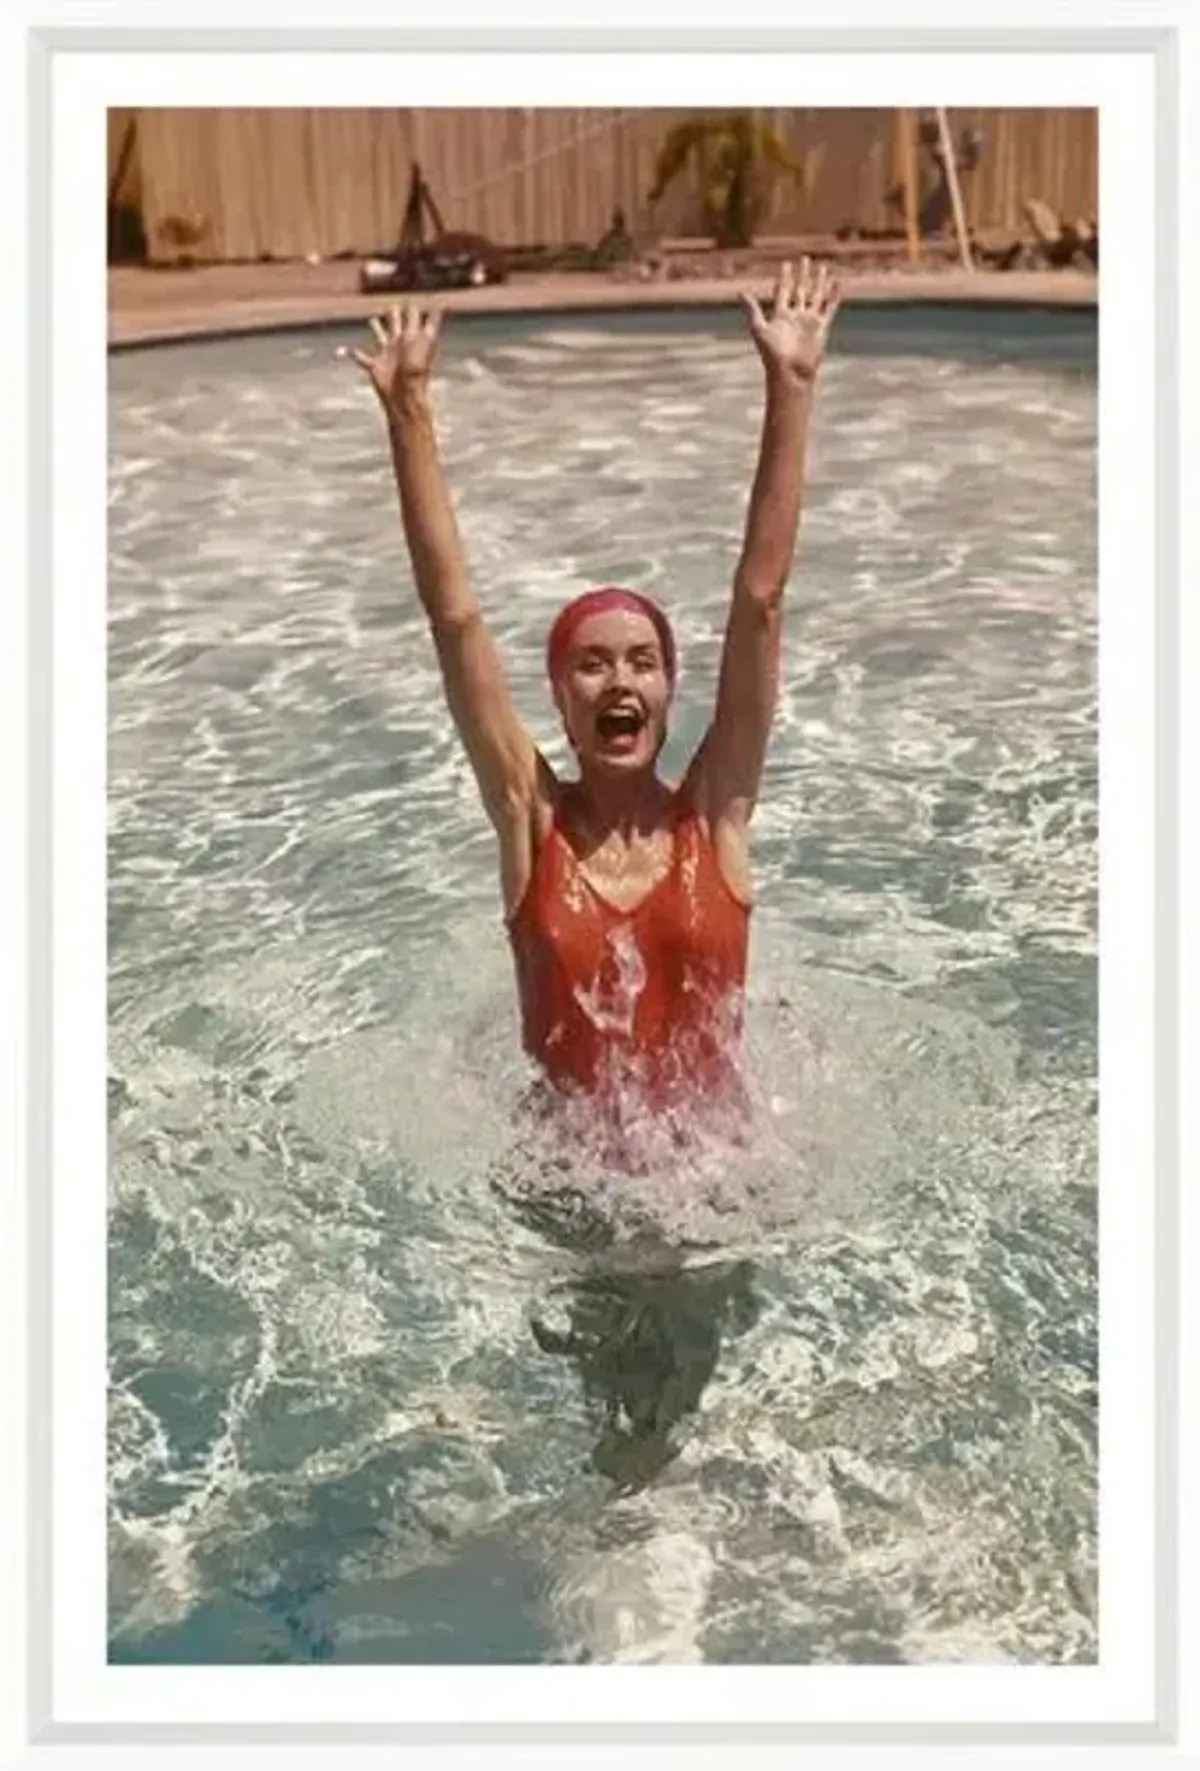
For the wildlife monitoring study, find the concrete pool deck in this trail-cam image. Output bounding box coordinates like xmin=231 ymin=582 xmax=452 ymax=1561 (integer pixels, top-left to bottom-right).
xmin=108 ymin=259 xmax=1098 ymax=349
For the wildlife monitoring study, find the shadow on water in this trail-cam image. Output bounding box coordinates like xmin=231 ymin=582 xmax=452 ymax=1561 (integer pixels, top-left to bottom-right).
xmin=529 ymin=1258 xmax=761 ymax=1494
xmin=490 ymin=1138 xmax=765 ymax=1491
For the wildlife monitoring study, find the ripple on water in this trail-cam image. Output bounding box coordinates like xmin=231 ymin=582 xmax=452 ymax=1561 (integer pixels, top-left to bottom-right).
xmin=108 ymin=314 xmax=1096 ymax=1665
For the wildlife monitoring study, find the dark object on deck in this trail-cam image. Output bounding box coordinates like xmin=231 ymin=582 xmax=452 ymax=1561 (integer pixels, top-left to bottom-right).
xmin=978 ymin=237 xmax=1030 ymax=271
xmin=593 ymin=205 xmax=637 ymax=268
xmin=1024 ymin=199 xmax=1099 ymax=269
xmin=359 ymin=231 xmax=509 ymax=293
xmin=358 ymin=162 xmax=509 ymax=293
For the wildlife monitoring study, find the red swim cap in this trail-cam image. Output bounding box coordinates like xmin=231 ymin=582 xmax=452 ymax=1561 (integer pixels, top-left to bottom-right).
xmin=546 ymin=587 xmax=677 ymax=687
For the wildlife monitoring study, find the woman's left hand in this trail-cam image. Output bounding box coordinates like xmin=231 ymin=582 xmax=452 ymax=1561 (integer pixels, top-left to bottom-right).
xmin=741 ymin=256 xmax=841 ymax=387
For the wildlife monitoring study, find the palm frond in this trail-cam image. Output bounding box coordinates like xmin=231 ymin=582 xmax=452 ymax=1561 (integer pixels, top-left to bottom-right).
xmin=755 ymin=127 xmax=806 ymax=177
xmin=648 ymin=119 xmax=719 ymax=201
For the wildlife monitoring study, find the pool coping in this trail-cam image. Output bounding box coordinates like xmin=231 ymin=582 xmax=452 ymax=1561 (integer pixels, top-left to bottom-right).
xmin=107 ymin=264 xmax=1098 ymax=351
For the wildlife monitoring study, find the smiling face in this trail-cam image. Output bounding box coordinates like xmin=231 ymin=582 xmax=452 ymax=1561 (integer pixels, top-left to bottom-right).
xmin=554 ymin=608 xmax=674 ymax=775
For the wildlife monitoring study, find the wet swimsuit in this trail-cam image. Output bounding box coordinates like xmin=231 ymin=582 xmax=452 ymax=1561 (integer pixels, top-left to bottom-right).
xmin=507 ymin=786 xmax=750 ymax=1114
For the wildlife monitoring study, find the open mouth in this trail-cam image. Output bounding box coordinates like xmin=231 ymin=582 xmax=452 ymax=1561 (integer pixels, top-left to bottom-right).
xmin=595 ymin=704 xmax=647 ymax=744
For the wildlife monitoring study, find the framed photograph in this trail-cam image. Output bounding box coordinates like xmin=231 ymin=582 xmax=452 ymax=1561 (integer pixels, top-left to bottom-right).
xmin=5 ymin=5 xmax=1189 ymax=1765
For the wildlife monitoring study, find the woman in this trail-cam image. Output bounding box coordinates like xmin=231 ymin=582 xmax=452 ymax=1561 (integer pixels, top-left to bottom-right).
xmin=349 ymin=259 xmax=840 ymax=1140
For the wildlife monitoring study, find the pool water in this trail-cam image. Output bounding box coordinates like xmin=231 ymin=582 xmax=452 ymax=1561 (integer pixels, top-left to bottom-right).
xmin=107 ymin=305 xmax=1097 ymax=1665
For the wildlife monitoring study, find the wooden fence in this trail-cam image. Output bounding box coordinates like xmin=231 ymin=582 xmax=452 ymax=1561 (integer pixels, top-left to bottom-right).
xmin=108 ymin=106 xmax=1098 ymax=265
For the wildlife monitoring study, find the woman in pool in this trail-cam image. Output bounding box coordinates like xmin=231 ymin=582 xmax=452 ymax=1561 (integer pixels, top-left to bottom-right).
xmin=350 ymin=258 xmax=840 ymax=1136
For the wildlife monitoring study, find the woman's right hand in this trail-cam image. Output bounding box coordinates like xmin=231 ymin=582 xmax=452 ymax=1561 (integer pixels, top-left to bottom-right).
xmin=349 ymin=303 xmax=443 ymax=409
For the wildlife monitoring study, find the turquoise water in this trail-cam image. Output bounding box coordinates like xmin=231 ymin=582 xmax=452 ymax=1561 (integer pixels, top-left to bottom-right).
xmin=107 ymin=305 xmax=1097 ymax=1664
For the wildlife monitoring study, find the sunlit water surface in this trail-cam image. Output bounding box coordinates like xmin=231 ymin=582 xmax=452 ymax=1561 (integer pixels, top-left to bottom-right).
xmin=108 ymin=306 xmax=1096 ymax=1665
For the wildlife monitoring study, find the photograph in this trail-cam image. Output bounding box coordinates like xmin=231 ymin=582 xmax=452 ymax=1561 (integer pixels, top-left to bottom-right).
xmin=104 ymin=102 xmax=1100 ymax=1669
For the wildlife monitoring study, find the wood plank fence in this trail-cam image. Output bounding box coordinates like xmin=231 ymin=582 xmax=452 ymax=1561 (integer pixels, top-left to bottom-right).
xmin=107 ymin=106 xmax=1098 ymax=265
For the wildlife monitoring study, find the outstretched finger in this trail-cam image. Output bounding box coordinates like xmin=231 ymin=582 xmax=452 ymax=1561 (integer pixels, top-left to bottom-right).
xmin=347 ymin=347 xmax=376 ymax=373
xmin=368 ymin=314 xmax=388 ymax=349
xmin=797 ymin=255 xmax=814 ymax=309
xmin=773 ymin=260 xmax=791 ymax=317
xmin=740 ymin=290 xmax=767 ymax=336
xmin=813 ymin=261 xmax=832 ymax=312
xmin=819 ymin=278 xmax=843 ymax=342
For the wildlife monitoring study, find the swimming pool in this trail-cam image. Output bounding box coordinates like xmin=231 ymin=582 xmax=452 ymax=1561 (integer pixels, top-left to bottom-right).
xmin=107 ymin=303 xmax=1097 ymax=1665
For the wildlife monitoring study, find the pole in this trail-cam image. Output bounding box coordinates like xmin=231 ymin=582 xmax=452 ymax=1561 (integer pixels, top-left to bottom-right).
xmin=896 ymin=108 xmax=921 ymax=267
xmin=936 ymin=106 xmax=975 ymax=272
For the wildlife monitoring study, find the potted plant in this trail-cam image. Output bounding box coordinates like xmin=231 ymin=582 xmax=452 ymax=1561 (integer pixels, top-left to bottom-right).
xmin=647 ymin=112 xmax=808 ymax=249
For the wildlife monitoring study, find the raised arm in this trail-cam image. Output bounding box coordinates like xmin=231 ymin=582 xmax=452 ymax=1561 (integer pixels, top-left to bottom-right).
xmin=351 ymin=305 xmax=544 ymax=905
xmin=691 ymin=259 xmax=840 ymax=845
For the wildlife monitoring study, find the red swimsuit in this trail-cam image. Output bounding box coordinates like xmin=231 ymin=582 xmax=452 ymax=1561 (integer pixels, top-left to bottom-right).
xmin=507 ymin=788 xmax=750 ymax=1117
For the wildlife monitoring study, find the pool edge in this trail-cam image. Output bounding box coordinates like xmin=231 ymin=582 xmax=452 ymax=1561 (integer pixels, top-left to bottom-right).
xmin=107 ymin=269 xmax=1098 ymax=353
